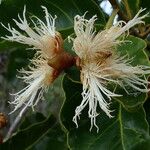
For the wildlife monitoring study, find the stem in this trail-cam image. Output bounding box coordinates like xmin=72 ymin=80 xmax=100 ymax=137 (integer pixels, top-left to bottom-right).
xmin=122 ymin=0 xmax=132 ymax=19
xmin=4 ymin=107 xmax=28 ymax=141
xmin=109 ymin=0 xmax=129 ymax=21
xmin=48 ymin=51 xmax=75 ymax=72
xmin=105 ymin=9 xmax=118 ymax=29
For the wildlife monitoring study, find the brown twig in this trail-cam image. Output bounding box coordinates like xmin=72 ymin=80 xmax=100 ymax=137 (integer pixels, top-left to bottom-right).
xmin=131 ymin=25 xmax=150 ymax=38
xmin=140 ymin=26 xmax=150 ymax=38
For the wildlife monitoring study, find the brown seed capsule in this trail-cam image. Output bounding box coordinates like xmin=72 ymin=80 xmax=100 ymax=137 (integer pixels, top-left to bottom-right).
xmin=0 ymin=113 xmax=7 ymax=129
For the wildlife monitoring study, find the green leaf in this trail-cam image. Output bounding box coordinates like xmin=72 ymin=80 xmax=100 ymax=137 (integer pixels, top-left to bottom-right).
xmin=119 ymin=0 xmax=140 ymax=19
xmin=0 ymin=41 xmax=26 ymax=52
xmin=0 ymin=0 xmax=105 ymax=38
xmin=115 ymin=36 xmax=149 ymax=110
xmin=0 ymin=115 xmax=56 ymax=150
xmin=60 ymin=76 xmax=150 ymax=150
xmin=64 ymin=35 xmax=150 ymax=108
xmin=29 ymin=125 xmax=67 ymax=150
xmin=140 ymin=0 xmax=150 ymax=24
xmin=117 ymin=36 xmax=148 ymax=66
xmin=60 ymin=35 xmax=150 ymax=149
xmin=0 ymin=114 xmax=67 ymax=150
xmin=144 ymin=97 xmax=150 ymax=132
xmin=0 ymin=0 xmax=106 ymax=80
xmin=19 ymin=112 xmax=46 ymax=130
xmin=6 ymin=48 xmax=34 ymax=80
xmin=140 ymin=0 xmax=150 ymax=10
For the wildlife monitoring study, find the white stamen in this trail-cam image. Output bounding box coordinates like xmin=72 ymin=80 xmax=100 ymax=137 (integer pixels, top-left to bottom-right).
xmin=1 ymin=6 xmax=58 ymax=59
xmin=9 ymin=56 xmax=54 ymax=116
xmin=73 ymin=9 xmax=149 ymax=131
xmin=1 ymin=6 xmax=61 ymax=116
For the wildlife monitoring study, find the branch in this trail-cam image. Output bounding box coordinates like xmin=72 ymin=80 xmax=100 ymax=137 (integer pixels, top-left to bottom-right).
xmin=106 ymin=9 xmax=118 ymax=29
xmin=131 ymin=25 xmax=150 ymax=38
xmin=109 ymin=0 xmax=129 ymax=21
xmin=4 ymin=107 xmax=28 ymax=141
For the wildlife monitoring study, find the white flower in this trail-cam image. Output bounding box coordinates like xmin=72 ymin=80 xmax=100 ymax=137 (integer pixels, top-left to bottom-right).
xmin=1 ymin=6 xmax=63 ymax=116
xmin=10 ymin=56 xmax=56 ymax=116
xmin=72 ymin=9 xmax=149 ymax=132
xmin=1 ymin=6 xmax=63 ymax=59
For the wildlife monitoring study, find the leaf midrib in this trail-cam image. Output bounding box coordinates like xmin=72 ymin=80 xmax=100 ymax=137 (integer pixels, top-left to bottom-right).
xmin=119 ymin=104 xmax=126 ymax=150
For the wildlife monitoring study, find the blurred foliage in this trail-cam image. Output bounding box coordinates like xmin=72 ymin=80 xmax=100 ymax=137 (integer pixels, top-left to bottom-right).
xmin=0 ymin=0 xmax=150 ymax=150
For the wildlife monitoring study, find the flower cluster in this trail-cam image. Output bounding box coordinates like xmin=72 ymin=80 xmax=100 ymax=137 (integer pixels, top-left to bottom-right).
xmin=1 ymin=6 xmax=150 ymax=132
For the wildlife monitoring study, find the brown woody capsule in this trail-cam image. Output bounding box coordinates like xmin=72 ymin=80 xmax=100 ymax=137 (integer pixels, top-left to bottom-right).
xmin=0 ymin=113 xmax=7 ymax=129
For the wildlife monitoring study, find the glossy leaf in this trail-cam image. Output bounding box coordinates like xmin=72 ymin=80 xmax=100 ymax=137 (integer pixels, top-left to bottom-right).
xmin=19 ymin=112 xmax=46 ymax=130
xmin=140 ymin=0 xmax=150 ymax=10
xmin=60 ymin=35 xmax=150 ymax=149
xmin=0 ymin=0 xmax=150 ymax=150
xmin=0 ymin=114 xmax=67 ymax=150
xmin=113 ymin=36 xmax=149 ymax=110
xmin=119 ymin=0 xmax=140 ymax=19
xmin=0 ymin=0 xmax=105 ymax=80
xmin=29 ymin=125 xmax=67 ymax=150
xmin=0 ymin=0 xmax=105 ymax=37
xmin=140 ymin=0 xmax=150 ymax=24
xmin=61 ymin=75 xmax=150 ymax=150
